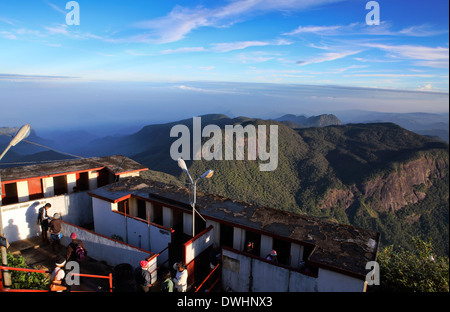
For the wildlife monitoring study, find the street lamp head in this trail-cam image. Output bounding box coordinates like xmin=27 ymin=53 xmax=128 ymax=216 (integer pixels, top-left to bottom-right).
xmin=177 ymin=158 xmax=188 ymax=171
xmin=201 ymin=170 xmax=214 ymax=179
xmin=11 ymin=124 xmax=31 ymax=146
xmin=0 ymin=124 xmax=31 ymax=162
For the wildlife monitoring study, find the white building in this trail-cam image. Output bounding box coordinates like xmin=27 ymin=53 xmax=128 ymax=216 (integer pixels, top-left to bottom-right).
xmin=1 ymin=156 xmax=380 ymax=292
xmin=88 ymin=176 xmax=380 ymax=292
xmin=0 ymin=155 xmax=148 ymax=243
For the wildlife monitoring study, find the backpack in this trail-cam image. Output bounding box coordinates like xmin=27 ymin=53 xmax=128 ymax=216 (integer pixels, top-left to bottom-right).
xmin=74 ymin=245 xmax=86 ymax=261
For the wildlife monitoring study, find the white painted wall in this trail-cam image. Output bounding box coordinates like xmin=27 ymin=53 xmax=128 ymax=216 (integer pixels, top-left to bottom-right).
xmin=233 ymin=227 xmax=245 ymax=252
xmin=16 ymin=181 xmax=29 ymax=203
xmin=206 ymin=220 xmax=220 ymax=246
xmin=42 ymin=177 xmax=54 ymax=197
xmin=185 ymin=227 xmax=213 ymax=264
xmin=290 ymin=243 xmax=304 ymax=268
xmin=260 ymin=234 xmax=273 ymax=258
xmin=92 ymin=197 xmax=124 ymax=239
xmin=316 ymin=268 xmax=365 ymax=292
xmin=162 ymin=206 xmax=173 ymax=228
xmin=88 ymin=171 xmax=98 ymax=190
xmin=0 ymin=192 xmax=94 ymax=243
xmin=183 ymin=212 xmax=192 ymax=236
xmin=221 ymin=248 xmax=365 ymax=292
xmin=60 ymin=221 xmax=157 ymax=284
xmin=66 ymin=173 xmax=77 ymax=193
xmin=91 ymin=196 xmax=172 ymax=266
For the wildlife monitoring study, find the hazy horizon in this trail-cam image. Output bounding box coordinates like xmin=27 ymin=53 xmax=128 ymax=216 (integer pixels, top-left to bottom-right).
xmin=1 ymin=0 xmax=449 ymax=133
xmin=1 ymin=80 xmax=448 ymax=133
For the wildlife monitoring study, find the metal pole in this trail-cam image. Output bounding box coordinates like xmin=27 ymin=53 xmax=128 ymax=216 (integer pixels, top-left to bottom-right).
xmin=0 ymin=124 xmax=31 ymax=290
xmin=192 ymin=181 xmax=197 ymax=237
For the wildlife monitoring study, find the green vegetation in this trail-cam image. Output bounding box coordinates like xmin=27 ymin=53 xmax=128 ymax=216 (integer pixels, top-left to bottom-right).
xmin=375 ymin=237 xmax=449 ymax=292
xmin=133 ymin=115 xmax=449 ymax=257
xmin=1 ymin=252 xmax=50 ymax=290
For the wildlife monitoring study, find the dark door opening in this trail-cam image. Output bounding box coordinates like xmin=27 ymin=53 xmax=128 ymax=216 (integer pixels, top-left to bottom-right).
xmin=219 ymin=223 xmax=234 ymax=249
xmin=53 ymin=175 xmax=67 ymax=196
xmin=76 ymin=172 xmax=90 ymax=191
xmin=272 ymin=238 xmax=291 ymax=265
xmin=136 ymin=199 xmax=146 ymax=220
xmin=244 ymin=230 xmax=261 ymax=256
xmin=2 ymin=182 xmax=18 ymax=205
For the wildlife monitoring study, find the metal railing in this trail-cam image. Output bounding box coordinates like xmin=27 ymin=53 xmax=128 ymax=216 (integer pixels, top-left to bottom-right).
xmin=0 ymin=265 xmax=113 ymax=292
xmin=194 ymin=263 xmax=221 ymax=293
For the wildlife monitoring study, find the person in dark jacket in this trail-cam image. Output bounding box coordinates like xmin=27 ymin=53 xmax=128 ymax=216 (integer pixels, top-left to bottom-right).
xmin=66 ymin=232 xmax=87 ymax=262
xmin=37 ymin=203 xmax=51 ymax=243
xmin=135 ymin=260 xmax=152 ymax=292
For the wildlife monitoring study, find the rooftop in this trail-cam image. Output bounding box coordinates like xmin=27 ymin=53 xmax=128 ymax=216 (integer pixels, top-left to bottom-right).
xmin=0 ymin=155 xmax=148 ymax=183
xmin=89 ymin=176 xmax=380 ymax=280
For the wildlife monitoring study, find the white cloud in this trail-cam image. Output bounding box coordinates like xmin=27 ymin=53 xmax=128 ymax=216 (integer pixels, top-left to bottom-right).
xmin=398 ymin=24 xmax=448 ymax=37
xmin=0 ymin=16 xmax=18 ymax=26
xmin=348 ymin=73 xmax=435 ymax=78
xmin=0 ymin=31 xmax=17 ymax=40
xmin=284 ymin=21 xmax=447 ymax=38
xmin=46 ymin=1 xmax=67 ymax=15
xmin=160 ymin=46 xmax=207 ymax=54
xmin=132 ymin=0 xmax=342 ymax=43
xmin=235 ymin=52 xmax=277 ymax=63
xmin=297 ymin=50 xmax=362 ymax=66
xmin=283 ymin=24 xmax=345 ymax=35
xmin=365 ymin=43 xmax=449 ymax=68
xmin=44 ymin=24 xmax=69 ymax=35
xmin=211 ymin=41 xmax=270 ymax=52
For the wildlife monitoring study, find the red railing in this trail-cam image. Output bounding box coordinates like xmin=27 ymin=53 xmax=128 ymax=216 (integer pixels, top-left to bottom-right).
xmin=0 ymin=265 xmax=113 ymax=292
xmin=195 ymin=263 xmax=221 ymax=293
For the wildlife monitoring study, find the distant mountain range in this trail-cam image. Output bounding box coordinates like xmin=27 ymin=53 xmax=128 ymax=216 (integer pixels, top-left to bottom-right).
xmin=335 ymin=111 xmax=449 ymax=142
xmin=1 ymin=113 xmax=448 ymax=256
xmin=275 ymin=113 xmax=342 ymax=128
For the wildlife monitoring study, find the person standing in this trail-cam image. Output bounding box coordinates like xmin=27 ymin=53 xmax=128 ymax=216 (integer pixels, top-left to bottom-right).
xmin=37 ymin=203 xmax=51 ymax=244
xmin=49 ymin=213 xmax=63 ymax=252
xmin=266 ymin=250 xmax=278 ymax=263
xmin=66 ymin=232 xmax=87 ymax=262
xmin=244 ymin=241 xmax=255 ymax=255
xmin=161 ymin=269 xmax=173 ymax=292
xmin=135 ymin=260 xmax=152 ymax=293
xmin=173 ymin=262 xmax=188 ymax=292
xmin=50 ymin=255 xmax=67 ymax=292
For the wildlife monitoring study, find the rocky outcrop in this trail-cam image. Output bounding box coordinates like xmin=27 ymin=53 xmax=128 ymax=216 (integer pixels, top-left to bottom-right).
xmin=319 ymin=154 xmax=448 ymax=212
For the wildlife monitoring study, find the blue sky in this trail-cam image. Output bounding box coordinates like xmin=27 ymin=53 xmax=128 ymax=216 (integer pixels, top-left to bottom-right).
xmin=0 ymin=0 xmax=449 ymax=129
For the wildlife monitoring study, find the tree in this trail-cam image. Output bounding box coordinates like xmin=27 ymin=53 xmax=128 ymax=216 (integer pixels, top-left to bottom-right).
xmin=376 ymin=237 xmax=449 ymax=292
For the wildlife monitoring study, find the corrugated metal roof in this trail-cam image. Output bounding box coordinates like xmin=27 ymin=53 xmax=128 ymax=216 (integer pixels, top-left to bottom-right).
xmin=0 ymin=155 xmax=148 ymax=182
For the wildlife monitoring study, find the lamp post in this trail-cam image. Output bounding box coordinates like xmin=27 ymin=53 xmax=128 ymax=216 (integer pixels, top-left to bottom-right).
xmin=0 ymin=124 xmax=31 ymax=289
xmin=177 ymin=158 xmax=214 ymax=237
